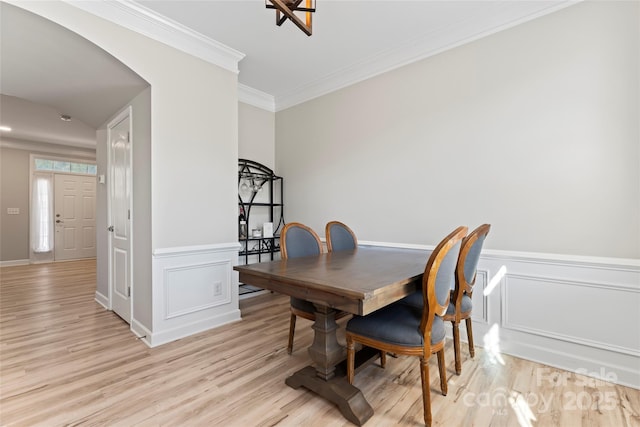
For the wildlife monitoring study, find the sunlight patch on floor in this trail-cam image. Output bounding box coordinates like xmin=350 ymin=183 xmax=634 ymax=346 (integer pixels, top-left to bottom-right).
xmin=509 ymin=390 xmax=537 ymax=427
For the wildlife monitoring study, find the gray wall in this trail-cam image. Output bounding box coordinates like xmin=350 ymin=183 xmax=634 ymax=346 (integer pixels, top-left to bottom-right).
xmin=276 ymin=1 xmax=639 ymax=259
xmin=238 ymin=102 xmax=276 ymax=170
xmin=0 ymin=148 xmax=30 ymax=261
xmin=96 ymin=130 xmax=108 ymax=298
xmin=129 ymin=87 xmax=153 ymax=329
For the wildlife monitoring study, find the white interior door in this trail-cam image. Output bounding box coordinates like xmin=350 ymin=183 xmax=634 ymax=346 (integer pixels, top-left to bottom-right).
xmin=54 ymin=174 xmax=96 ymax=260
xmin=108 ymin=110 xmax=132 ymax=323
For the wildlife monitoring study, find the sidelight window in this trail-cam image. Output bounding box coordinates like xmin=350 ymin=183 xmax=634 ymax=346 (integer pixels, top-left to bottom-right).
xmin=30 ymin=173 xmax=53 ymax=253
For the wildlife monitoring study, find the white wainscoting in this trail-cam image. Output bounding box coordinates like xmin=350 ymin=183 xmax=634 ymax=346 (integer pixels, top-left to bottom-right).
xmin=144 ymin=242 xmax=241 ymax=347
xmin=361 ymin=241 xmax=640 ymax=390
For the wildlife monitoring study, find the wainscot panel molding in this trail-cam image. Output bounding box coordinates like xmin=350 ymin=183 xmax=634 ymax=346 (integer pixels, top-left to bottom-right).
xmin=471 ymin=270 xmax=489 ymax=325
xmin=148 ymin=242 xmax=241 ymax=347
xmin=360 ymin=241 xmax=640 ymax=389
xmin=502 ymin=273 xmax=639 ymax=356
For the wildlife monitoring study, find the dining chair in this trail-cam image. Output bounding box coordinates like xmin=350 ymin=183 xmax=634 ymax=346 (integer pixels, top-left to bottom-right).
xmin=345 ymin=226 xmax=467 ymax=427
xmin=442 ymin=223 xmax=491 ymax=375
xmin=399 ymin=224 xmax=491 ymax=375
xmin=325 ymin=221 xmax=358 ymax=252
xmin=281 ymin=222 xmax=348 ymax=354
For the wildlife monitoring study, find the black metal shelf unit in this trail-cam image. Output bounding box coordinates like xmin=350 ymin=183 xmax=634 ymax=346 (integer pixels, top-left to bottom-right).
xmin=238 ymin=159 xmax=284 ymax=267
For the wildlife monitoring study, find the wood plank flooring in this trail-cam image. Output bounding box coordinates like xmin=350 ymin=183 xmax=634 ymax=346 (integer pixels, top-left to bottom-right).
xmin=1 ymin=260 xmax=638 ymax=426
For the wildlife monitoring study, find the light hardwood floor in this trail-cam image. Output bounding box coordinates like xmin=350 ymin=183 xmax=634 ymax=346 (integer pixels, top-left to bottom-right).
xmin=1 ymin=260 xmax=638 ymax=426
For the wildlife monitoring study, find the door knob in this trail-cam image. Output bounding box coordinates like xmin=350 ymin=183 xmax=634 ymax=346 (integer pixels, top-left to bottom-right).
xmin=108 ymin=226 xmax=114 ymax=232
xmin=56 ymin=219 xmax=63 ymax=223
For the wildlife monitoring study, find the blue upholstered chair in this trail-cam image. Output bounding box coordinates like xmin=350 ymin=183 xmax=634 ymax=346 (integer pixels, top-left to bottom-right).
xmin=325 ymin=221 xmax=357 ymax=252
xmin=281 ymin=222 xmax=348 ymax=354
xmin=400 ymin=224 xmax=490 ymax=375
xmin=443 ymin=224 xmax=490 ymax=374
xmin=345 ymin=226 xmax=467 ymax=427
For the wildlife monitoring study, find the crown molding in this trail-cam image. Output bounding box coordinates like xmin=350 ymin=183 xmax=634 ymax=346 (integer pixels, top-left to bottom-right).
xmin=65 ymin=0 xmax=578 ymax=112
xmin=238 ymin=84 xmax=276 ymax=112
xmin=274 ymin=0 xmax=580 ymax=111
xmin=65 ymin=0 xmax=245 ymax=74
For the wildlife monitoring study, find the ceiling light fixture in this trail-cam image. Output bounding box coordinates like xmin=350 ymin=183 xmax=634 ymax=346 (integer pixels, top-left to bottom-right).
xmin=0 ymin=126 xmax=12 ymax=132
xmin=60 ymin=114 xmax=72 ymax=122
xmin=265 ymin=0 xmax=315 ymax=36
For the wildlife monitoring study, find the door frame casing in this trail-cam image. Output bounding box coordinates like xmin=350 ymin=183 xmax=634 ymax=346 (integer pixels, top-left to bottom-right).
xmin=107 ymin=106 xmax=134 ymax=319
xmin=28 ymin=153 xmax=97 ymax=264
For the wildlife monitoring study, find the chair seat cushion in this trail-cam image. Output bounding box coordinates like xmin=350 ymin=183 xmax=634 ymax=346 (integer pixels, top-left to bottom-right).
xmin=446 ymin=294 xmax=472 ymax=316
xmin=346 ymin=302 xmax=445 ymax=347
xmin=290 ymin=297 xmax=315 ymax=313
xmin=398 ymin=290 xmax=423 ymax=308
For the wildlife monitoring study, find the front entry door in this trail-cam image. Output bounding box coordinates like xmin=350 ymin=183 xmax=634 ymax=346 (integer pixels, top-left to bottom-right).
xmin=108 ymin=109 xmax=132 ymax=323
xmin=54 ymin=174 xmax=96 ymax=260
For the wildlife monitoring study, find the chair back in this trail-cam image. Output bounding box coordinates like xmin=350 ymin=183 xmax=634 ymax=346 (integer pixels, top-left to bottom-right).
xmin=452 ymin=224 xmax=491 ymax=309
xmin=325 ymin=221 xmax=358 ymax=252
xmin=420 ymin=226 xmax=467 ymax=339
xmin=281 ymin=222 xmax=323 ymax=259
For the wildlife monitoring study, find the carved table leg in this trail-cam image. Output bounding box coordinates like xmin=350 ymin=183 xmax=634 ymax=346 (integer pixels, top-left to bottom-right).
xmin=285 ymin=304 xmax=374 ymax=425
xmin=307 ymin=304 xmax=344 ymax=380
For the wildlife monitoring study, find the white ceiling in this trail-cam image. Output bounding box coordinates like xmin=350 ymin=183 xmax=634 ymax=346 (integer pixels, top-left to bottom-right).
xmin=0 ymin=1 xmax=149 ymax=148
xmin=0 ymin=0 xmax=574 ymax=149
xmin=135 ymin=0 xmax=573 ymax=109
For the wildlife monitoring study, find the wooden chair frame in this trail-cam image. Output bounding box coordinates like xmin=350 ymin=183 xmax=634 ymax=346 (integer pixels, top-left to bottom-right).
xmin=281 ymin=222 xmax=348 ymax=354
xmin=325 ymin=221 xmax=358 ymax=252
xmin=346 ymin=226 xmax=468 ymax=426
xmin=281 ymin=222 xmax=323 ymax=260
xmin=443 ymin=223 xmax=491 ymax=375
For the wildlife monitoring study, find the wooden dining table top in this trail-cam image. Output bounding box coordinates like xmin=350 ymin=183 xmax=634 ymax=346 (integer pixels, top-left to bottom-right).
xmin=234 ymin=246 xmax=430 ymax=316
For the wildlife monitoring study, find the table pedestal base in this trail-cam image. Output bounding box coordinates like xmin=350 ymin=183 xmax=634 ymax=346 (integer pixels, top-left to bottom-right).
xmin=286 ymin=366 xmax=374 ymax=426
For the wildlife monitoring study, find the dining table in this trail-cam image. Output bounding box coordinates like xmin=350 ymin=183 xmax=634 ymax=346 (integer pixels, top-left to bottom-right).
xmin=233 ymin=245 xmax=431 ymax=425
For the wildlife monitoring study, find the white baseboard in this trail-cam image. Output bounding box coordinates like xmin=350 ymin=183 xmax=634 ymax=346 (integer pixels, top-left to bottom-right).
xmin=94 ymin=291 xmax=109 ymax=309
xmin=0 ymin=259 xmax=30 ymax=267
xmin=502 ymin=335 xmax=640 ymax=390
xmin=144 ymin=309 xmax=242 ymax=348
xmin=131 ymin=318 xmax=152 ymax=346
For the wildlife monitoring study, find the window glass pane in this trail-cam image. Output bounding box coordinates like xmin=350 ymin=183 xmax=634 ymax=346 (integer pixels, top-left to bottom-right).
xmin=53 ymin=161 xmax=70 ymax=172
xmin=34 ymin=158 xmax=96 ymax=175
xmin=70 ymin=163 xmax=88 ymax=174
xmin=31 ymin=175 xmax=53 ymax=253
xmin=34 ymin=159 xmax=54 ymax=171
